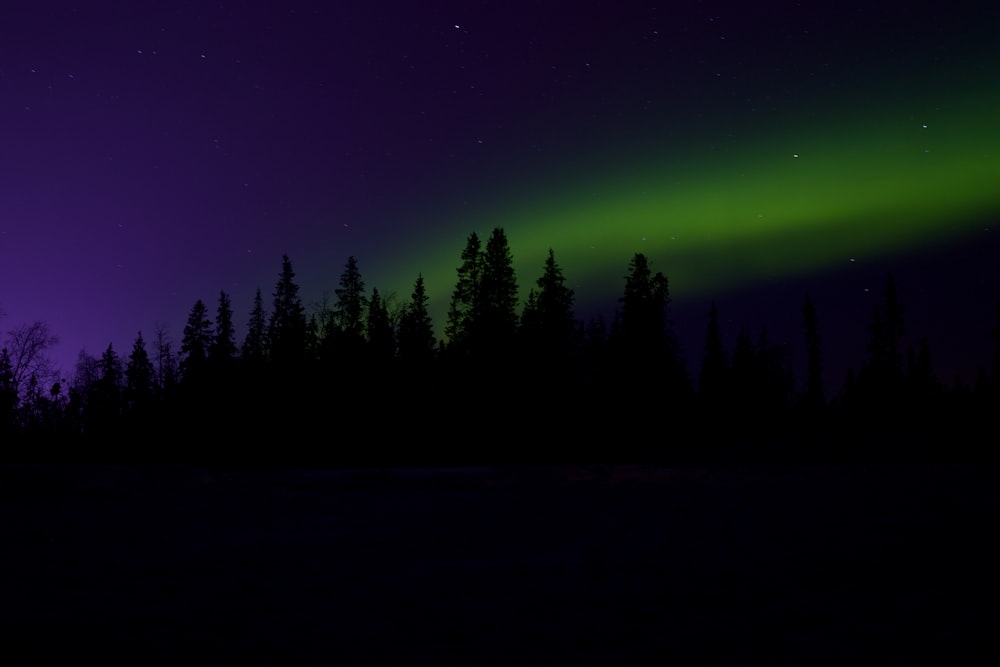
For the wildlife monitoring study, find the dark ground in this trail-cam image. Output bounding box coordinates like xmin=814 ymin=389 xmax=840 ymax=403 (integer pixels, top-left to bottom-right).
xmin=1 ymin=463 xmax=998 ymax=665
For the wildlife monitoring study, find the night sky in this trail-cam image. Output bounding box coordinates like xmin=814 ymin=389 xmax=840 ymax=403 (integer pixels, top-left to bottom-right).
xmin=2 ymin=1 xmax=998 ymax=395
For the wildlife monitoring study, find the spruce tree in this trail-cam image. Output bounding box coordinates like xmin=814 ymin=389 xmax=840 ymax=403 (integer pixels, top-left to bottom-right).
xmin=180 ymin=299 xmax=213 ymax=382
xmin=613 ymin=253 xmax=690 ymax=432
xmin=124 ymin=331 xmax=155 ymax=417
xmin=333 ymin=255 xmax=368 ymax=342
xmin=522 ymin=248 xmax=575 ymax=358
xmin=242 ymin=287 xmax=269 ymax=365
xmin=153 ymin=323 xmax=179 ymax=397
xmin=210 ymin=290 xmax=238 ymax=372
xmin=397 ymin=273 xmax=436 ymax=367
xmin=92 ymin=343 xmax=124 ymax=433
xmin=267 ymin=254 xmax=307 ymax=368
xmin=477 ymin=227 xmax=519 ymax=357
xmin=619 ymin=253 xmax=672 ymax=351
xmin=366 ymin=287 xmax=394 ymax=364
xmin=445 ymin=231 xmax=483 ymax=354
xmin=519 ymin=289 xmax=542 ymax=343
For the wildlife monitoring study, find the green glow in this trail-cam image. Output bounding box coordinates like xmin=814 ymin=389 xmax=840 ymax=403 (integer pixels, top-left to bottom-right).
xmin=372 ymin=83 xmax=1000 ymax=330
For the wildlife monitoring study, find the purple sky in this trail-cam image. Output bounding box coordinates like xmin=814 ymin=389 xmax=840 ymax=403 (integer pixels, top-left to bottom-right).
xmin=2 ymin=1 xmax=998 ymax=396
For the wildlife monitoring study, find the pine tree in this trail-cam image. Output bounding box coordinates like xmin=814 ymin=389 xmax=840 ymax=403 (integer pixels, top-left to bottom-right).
xmin=477 ymin=227 xmax=519 ymax=358
xmin=445 ymin=231 xmax=483 ymax=353
xmin=397 ymin=273 xmax=436 ymax=367
xmin=93 ymin=343 xmax=124 ymax=431
xmin=366 ymin=287 xmax=394 ymax=364
xmin=619 ymin=253 xmax=672 ymax=351
xmin=267 ymin=254 xmax=307 ymax=367
xmin=519 ymin=289 xmax=541 ymax=341
xmin=612 ymin=253 xmax=690 ymax=431
xmin=124 ymin=331 xmax=155 ymax=417
xmin=242 ymin=287 xmax=269 ymax=366
xmin=153 ymin=323 xmax=179 ymax=397
xmin=180 ymin=299 xmax=213 ymax=382
xmin=333 ymin=255 xmax=368 ymax=342
xmin=210 ymin=290 xmax=238 ymax=372
xmin=521 ymin=248 xmax=575 ymax=358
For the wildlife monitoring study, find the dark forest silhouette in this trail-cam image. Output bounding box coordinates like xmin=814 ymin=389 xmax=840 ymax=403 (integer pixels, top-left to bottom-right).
xmin=2 ymin=227 xmax=997 ymax=466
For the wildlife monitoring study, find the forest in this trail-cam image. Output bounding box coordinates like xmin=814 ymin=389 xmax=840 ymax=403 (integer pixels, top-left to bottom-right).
xmin=2 ymin=227 xmax=997 ymax=467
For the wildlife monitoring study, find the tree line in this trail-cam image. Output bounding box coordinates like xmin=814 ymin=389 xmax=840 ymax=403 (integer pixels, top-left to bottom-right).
xmin=2 ymin=227 xmax=998 ymax=466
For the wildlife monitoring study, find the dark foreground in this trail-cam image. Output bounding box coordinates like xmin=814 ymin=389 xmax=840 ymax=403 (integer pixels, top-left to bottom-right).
xmin=2 ymin=463 xmax=998 ymax=665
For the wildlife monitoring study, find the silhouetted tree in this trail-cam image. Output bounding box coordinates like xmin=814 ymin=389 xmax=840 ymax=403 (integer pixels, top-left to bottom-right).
xmin=613 ymin=253 xmax=689 ymax=423
xmin=153 ymin=323 xmax=179 ymax=396
xmin=520 ymin=248 xmax=576 ymax=361
xmin=268 ymin=254 xmax=308 ymax=368
xmin=124 ymin=331 xmax=155 ymax=418
xmin=17 ymin=373 xmax=63 ymax=438
xmin=366 ymin=287 xmax=394 ymax=364
xmin=241 ymin=287 xmax=269 ymax=366
xmin=304 ymin=313 xmax=321 ymax=361
xmin=85 ymin=343 xmax=124 ymax=437
xmin=397 ymin=273 xmax=436 ymax=368
xmin=445 ymin=231 xmax=483 ymax=356
xmin=334 ymin=256 xmax=368 ymax=341
xmin=209 ymin=290 xmax=238 ymax=374
xmin=0 ymin=348 xmax=17 ymax=436
xmin=180 ymin=299 xmax=213 ymax=383
xmin=618 ymin=254 xmax=672 ymax=351
xmin=476 ymin=227 xmax=519 ymax=359
xmin=520 ymin=289 xmax=541 ymax=339
xmin=4 ymin=321 xmax=58 ymax=405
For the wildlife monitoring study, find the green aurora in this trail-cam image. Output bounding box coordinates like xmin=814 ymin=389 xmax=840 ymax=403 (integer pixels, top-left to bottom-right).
xmin=366 ymin=82 xmax=999 ymax=331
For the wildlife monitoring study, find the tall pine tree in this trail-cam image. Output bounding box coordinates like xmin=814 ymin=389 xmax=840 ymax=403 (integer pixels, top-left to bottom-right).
xmin=267 ymin=254 xmax=307 ymax=368
xmin=333 ymin=255 xmax=368 ymax=342
xmin=180 ymin=299 xmax=213 ymax=383
xmin=445 ymin=231 xmax=483 ymax=355
xmin=477 ymin=227 xmax=519 ymax=359
xmin=210 ymin=290 xmax=238 ymax=373
xmin=366 ymin=287 xmax=394 ymax=365
xmin=398 ymin=273 xmax=436 ymax=367
xmin=242 ymin=287 xmax=269 ymax=366
xmin=520 ymin=248 xmax=575 ymax=359
xmin=124 ymin=331 xmax=155 ymax=419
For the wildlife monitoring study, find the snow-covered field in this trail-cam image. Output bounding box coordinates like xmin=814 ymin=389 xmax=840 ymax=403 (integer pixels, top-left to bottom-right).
xmin=1 ymin=463 xmax=997 ymax=665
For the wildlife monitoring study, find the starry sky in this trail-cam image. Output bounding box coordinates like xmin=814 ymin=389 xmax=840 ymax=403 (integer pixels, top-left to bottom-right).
xmin=1 ymin=0 xmax=998 ymax=395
